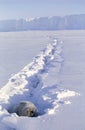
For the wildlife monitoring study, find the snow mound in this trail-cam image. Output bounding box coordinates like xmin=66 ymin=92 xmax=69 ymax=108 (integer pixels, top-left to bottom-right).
xmin=0 ymin=39 xmax=79 ymax=130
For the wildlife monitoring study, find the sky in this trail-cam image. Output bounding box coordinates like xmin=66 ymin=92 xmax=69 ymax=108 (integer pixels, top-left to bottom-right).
xmin=0 ymin=0 xmax=85 ymax=20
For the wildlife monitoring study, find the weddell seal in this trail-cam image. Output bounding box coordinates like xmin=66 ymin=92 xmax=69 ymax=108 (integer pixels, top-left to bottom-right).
xmin=15 ymin=101 xmax=38 ymax=117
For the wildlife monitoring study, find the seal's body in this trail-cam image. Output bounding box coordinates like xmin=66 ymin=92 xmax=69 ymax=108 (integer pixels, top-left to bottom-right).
xmin=15 ymin=101 xmax=38 ymax=117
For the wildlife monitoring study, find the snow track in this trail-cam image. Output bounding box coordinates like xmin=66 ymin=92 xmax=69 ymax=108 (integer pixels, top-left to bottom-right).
xmin=0 ymin=39 xmax=78 ymax=130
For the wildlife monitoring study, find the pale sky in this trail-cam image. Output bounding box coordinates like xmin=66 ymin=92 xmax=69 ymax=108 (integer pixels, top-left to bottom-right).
xmin=0 ymin=0 xmax=85 ymax=20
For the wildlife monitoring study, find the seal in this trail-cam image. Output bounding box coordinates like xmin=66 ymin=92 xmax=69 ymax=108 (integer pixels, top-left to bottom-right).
xmin=15 ymin=101 xmax=38 ymax=117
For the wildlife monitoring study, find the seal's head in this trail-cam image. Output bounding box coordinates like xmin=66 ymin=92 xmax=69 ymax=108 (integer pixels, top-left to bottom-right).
xmin=15 ymin=101 xmax=38 ymax=117
xmin=23 ymin=106 xmax=38 ymax=117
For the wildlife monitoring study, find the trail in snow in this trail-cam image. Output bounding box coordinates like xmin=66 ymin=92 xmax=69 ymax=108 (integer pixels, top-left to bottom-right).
xmin=0 ymin=39 xmax=79 ymax=130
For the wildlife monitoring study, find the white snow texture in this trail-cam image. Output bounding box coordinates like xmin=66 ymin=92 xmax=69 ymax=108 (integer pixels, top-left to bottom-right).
xmin=0 ymin=39 xmax=78 ymax=130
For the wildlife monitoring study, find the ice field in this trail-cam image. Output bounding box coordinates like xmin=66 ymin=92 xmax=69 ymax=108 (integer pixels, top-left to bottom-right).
xmin=0 ymin=30 xmax=85 ymax=130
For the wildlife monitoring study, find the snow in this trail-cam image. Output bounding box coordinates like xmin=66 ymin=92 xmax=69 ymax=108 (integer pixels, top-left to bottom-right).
xmin=0 ymin=30 xmax=84 ymax=130
xmin=26 ymin=17 xmax=40 ymax=22
xmin=57 ymin=90 xmax=79 ymax=99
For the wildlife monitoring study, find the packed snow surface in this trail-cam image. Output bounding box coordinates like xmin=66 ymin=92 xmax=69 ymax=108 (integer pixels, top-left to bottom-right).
xmin=0 ymin=38 xmax=78 ymax=130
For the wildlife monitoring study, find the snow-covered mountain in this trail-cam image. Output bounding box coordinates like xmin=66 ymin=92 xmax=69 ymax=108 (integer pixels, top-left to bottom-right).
xmin=0 ymin=14 xmax=85 ymax=31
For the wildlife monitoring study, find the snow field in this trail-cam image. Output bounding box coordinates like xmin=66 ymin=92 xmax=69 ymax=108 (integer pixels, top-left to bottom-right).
xmin=0 ymin=39 xmax=79 ymax=130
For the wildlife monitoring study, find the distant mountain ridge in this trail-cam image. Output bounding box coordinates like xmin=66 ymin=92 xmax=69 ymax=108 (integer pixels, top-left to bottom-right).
xmin=0 ymin=14 xmax=85 ymax=31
